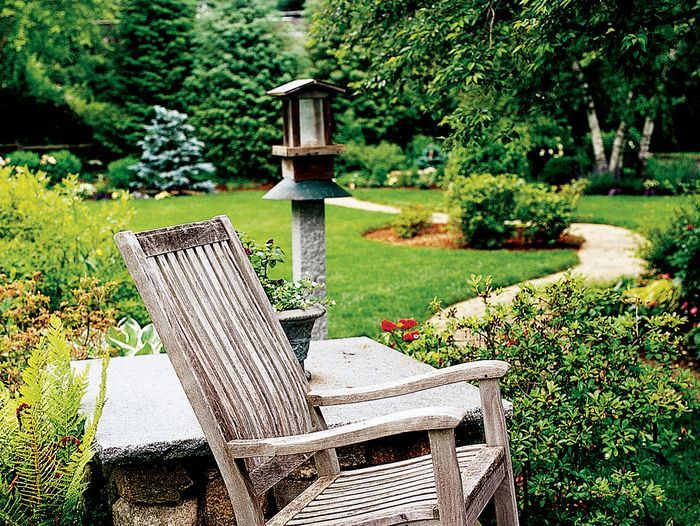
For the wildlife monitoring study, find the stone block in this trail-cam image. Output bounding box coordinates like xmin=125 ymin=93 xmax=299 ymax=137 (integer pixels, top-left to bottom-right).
xmin=203 ymin=470 xmax=236 ymax=526
xmin=273 ymin=479 xmax=313 ymax=511
xmin=337 ymin=444 xmax=367 ymax=469
xmin=367 ymin=432 xmax=430 ymax=466
xmin=112 ymin=497 xmax=198 ymax=526
xmin=113 ymin=464 xmax=193 ymax=505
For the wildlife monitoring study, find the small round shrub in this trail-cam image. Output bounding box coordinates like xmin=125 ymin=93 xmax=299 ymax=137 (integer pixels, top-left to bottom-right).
xmin=42 ymin=150 xmax=82 ymax=186
xmin=391 ymin=206 xmax=432 ymax=238
xmin=538 ymin=156 xmax=581 ymax=186
xmin=446 ymin=173 xmax=519 ymax=248
xmin=646 ymin=157 xmax=700 ymax=195
xmin=4 ymin=150 xmax=41 ymax=171
xmin=340 ymin=142 xmax=406 ymax=187
xmin=516 ymin=180 xmax=585 ymax=244
xmin=106 ymin=157 xmax=139 ymax=190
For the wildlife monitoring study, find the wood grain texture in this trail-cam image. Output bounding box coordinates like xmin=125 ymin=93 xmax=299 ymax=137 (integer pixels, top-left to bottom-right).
xmin=429 ymin=429 xmax=467 ymax=526
xmin=479 ymin=379 xmax=520 ymax=526
xmin=228 ymin=407 xmax=464 ymax=458
xmin=307 ymin=361 xmax=510 ymax=406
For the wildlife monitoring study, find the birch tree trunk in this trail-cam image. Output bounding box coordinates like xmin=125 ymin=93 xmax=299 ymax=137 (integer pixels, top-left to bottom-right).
xmin=572 ymin=61 xmax=608 ymax=174
xmin=638 ymin=116 xmax=655 ymax=163
xmin=609 ymin=91 xmax=633 ymax=177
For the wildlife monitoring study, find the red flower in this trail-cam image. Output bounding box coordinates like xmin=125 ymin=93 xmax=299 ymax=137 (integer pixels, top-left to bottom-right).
xmin=658 ymin=273 xmax=670 ymax=279
xmin=687 ymin=224 xmax=694 ymax=231
xmin=403 ymin=330 xmax=420 ymax=342
xmin=398 ymin=318 xmax=419 ymax=330
xmin=381 ymin=320 xmax=398 ymax=332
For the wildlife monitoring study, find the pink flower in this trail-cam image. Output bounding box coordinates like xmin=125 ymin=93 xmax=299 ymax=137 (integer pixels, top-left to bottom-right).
xmin=690 ymin=306 xmax=698 ymax=316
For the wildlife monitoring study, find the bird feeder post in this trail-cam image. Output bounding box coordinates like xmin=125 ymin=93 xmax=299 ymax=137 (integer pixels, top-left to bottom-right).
xmin=264 ymin=79 xmax=348 ymax=340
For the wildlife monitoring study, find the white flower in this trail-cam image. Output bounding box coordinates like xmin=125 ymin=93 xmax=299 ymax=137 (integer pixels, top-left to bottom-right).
xmin=154 ymin=191 xmax=171 ymax=200
xmin=547 ymin=148 xmax=554 ymax=155
xmin=0 ymin=157 xmax=5 ymax=167
xmin=539 ymin=149 xmax=545 ymax=157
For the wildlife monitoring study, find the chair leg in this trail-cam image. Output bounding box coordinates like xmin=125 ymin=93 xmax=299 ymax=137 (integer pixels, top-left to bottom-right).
xmin=493 ymin=468 xmax=519 ymax=526
xmin=429 ymin=429 xmax=468 ymax=526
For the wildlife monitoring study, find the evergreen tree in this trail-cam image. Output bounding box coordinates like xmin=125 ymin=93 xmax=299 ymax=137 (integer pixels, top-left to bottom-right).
xmin=110 ymin=0 xmax=196 ymax=149
xmin=133 ymin=106 xmax=215 ymax=192
xmin=184 ymin=0 xmax=297 ymax=181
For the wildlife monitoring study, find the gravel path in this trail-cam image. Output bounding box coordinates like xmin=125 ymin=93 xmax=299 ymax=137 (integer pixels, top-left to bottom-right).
xmin=327 ymin=195 xmax=646 ymax=320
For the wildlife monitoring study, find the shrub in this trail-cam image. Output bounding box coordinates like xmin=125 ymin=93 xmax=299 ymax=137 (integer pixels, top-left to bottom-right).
xmin=643 ymin=200 xmax=700 ymax=302
xmin=106 ymin=317 xmax=164 ymax=356
xmin=0 ymin=166 xmax=132 ymax=308
xmin=0 ymin=318 xmax=107 ymax=525
xmin=106 ymin=156 xmax=139 ymax=190
xmin=184 ymin=0 xmax=297 ymax=180
xmin=538 ymin=156 xmax=581 ymax=186
xmin=646 ymin=157 xmax=700 ymax=195
xmin=446 ymin=173 xmax=519 ymax=248
xmin=41 ymin=150 xmax=82 ymax=186
xmin=340 ymin=142 xmax=406 ymax=187
xmin=516 ymin=180 xmax=584 ymax=244
xmin=391 ymin=206 xmax=432 ymax=238
xmin=133 ymin=106 xmax=215 ymax=192
xmin=584 ymin=172 xmax=645 ymax=195
xmin=384 ymin=274 xmax=698 ymax=525
xmin=3 ymin=151 xmax=40 ymax=171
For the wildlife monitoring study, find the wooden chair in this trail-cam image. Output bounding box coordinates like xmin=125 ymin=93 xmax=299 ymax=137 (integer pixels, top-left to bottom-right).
xmin=115 ymin=215 xmax=519 ymax=526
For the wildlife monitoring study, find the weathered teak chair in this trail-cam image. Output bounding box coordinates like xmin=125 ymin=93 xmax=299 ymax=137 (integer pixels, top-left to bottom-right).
xmin=115 ymin=215 xmax=519 ymax=526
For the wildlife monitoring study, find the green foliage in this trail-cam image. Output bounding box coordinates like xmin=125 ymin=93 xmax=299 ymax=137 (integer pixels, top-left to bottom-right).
xmin=106 ymin=157 xmax=139 ymax=190
xmin=3 ymin=151 xmax=40 ymax=171
xmin=42 ymin=151 xmax=82 ymax=186
xmin=646 ymin=157 xmax=700 ymax=195
xmin=643 ymin=199 xmax=700 ymax=301
xmin=392 ymin=274 xmax=698 ymax=525
xmin=0 ymin=318 xmax=108 ymax=525
xmin=339 ymin=142 xmax=406 ymax=187
xmin=238 ymin=232 xmax=328 ymax=311
xmin=516 ymin=180 xmax=585 ymax=244
xmin=446 ymin=174 xmax=519 ymax=248
xmin=133 ymin=106 xmax=215 ymax=192
xmin=108 ymin=0 xmax=196 ymax=149
xmin=0 ymin=166 xmax=131 ymax=308
xmin=538 ymin=156 xmax=582 ymax=186
xmin=391 ymin=206 xmax=432 ymax=239
xmin=184 ymin=0 xmax=296 ymax=181
xmin=106 ymin=318 xmax=163 ymax=356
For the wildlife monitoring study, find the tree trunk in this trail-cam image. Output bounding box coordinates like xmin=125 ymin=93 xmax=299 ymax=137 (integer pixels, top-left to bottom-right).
xmin=572 ymin=61 xmax=608 ymax=174
xmin=609 ymin=91 xmax=633 ymax=177
xmin=638 ymin=116 xmax=655 ymax=163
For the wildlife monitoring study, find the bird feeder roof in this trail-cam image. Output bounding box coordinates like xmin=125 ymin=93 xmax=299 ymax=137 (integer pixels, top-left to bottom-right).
xmin=263 ymin=179 xmax=350 ymax=201
xmin=267 ymin=79 xmax=345 ymax=98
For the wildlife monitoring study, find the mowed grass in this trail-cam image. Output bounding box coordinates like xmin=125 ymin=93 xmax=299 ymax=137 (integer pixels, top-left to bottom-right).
xmin=352 ymin=188 xmax=695 ymax=233
xmin=120 ymin=191 xmax=578 ymax=338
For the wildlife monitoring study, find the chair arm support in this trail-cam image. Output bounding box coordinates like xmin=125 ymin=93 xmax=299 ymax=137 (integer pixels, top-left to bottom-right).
xmin=227 ymin=407 xmax=465 ymax=458
xmin=307 ymin=360 xmax=510 ymax=406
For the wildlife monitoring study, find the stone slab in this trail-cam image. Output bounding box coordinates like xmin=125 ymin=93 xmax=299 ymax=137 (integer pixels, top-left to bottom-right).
xmin=75 ymin=337 xmax=508 ymax=467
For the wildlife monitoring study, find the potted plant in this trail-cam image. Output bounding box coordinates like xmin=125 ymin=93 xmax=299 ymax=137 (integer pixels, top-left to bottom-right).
xmin=240 ymin=233 xmax=331 ymax=374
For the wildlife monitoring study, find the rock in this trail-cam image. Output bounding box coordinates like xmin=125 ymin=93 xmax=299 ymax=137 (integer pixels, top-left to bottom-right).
xmin=203 ymin=470 xmax=236 ymax=525
xmin=367 ymin=432 xmax=430 ymax=466
xmin=112 ymin=497 xmax=198 ymax=526
xmin=113 ymin=464 xmax=193 ymax=505
xmin=273 ymin=479 xmax=313 ymax=511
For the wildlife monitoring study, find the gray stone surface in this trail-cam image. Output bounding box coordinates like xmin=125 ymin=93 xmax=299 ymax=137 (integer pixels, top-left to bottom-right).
xmin=113 ymin=464 xmax=193 ymax=504
xmin=112 ymin=497 xmax=198 ymax=526
xmin=75 ymin=337 xmax=504 ymax=467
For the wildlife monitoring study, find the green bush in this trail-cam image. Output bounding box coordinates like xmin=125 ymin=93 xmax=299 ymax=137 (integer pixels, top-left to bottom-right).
xmin=446 ymin=174 xmax=519 ymax=248
xmin=42 ymin=150 xmax=82 ymax=186
xmin=538 ymin=156 xmax=581 ymax=186
xmin=516 ymin=180 xmax=584 ymax=244
xmin=643 ymin=199 xmax=700 ymax=301
xmin=391 ymin=206 xmax=432 ymax=238
xmin=106 ymin=156 xmax=139 ymax=190
xmin=3 ymin=151 xmax=41 ymax=171
xmin=184 ymin=0 xmax=297 ymax=181
xmin=584 ymin=172 xmax=645 ymax=195
xmin=0 ymin=166 xmax=132 ymax=307
xmin=339 ymin=141 xmax=406 ymax=187
xmin=646 ymin=157 xmax=699 ymax=195
xmin=0 ymin=319 xmax=107 ymax=525
xmin=388 ymin=274 xmax=698 ymax=525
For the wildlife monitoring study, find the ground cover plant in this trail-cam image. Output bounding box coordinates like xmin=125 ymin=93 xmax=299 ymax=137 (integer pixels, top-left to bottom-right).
xmin=381 ymin=274 xmax=699 ymax=525
xmin=108 ymin=191 xmax=579 ymax=338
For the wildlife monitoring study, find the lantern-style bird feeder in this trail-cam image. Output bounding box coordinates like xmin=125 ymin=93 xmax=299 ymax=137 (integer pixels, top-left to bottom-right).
xmin=263 ymin=79 xmax=350 ymax=340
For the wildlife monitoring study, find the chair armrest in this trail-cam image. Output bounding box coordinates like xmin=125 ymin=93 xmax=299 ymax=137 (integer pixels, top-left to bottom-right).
xmin=227 ymin=406 xmax=464 ymax=458
xmin=307 ymin=360 xmax=510 ymax=406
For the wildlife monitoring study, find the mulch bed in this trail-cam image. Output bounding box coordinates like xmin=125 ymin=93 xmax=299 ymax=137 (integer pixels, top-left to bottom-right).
xmin=364 ymin=223 xmax=584 ymax=251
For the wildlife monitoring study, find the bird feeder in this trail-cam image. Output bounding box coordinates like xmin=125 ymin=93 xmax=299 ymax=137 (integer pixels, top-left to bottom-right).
xmin=263 ymin=79 xmax=350 ymax=340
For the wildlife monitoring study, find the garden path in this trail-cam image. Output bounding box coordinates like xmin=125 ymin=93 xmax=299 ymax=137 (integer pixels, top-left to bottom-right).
xmin=326 ymin=196 xmax=646 ymax=321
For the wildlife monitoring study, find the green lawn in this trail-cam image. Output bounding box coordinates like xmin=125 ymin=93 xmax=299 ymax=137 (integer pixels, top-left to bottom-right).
xmin=122 ymin=191 xmax=578 ymax=338
xmin=351 ymin=188 xmax=695 ymax=233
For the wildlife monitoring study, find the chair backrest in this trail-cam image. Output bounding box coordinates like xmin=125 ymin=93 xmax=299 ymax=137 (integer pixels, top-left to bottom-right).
xmin=114 ymin=216 xmax=313 ymax=475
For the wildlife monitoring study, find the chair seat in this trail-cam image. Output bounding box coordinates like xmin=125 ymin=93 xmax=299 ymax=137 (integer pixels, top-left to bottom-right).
xmin=270 ymin=445 xmax=506 ymax=526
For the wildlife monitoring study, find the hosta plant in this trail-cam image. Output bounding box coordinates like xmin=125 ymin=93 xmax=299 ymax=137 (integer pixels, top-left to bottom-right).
xmin=0 ymin=319 xmax=108 ymax=525
xmin=106 ymin=317 xmax=164 ymax=356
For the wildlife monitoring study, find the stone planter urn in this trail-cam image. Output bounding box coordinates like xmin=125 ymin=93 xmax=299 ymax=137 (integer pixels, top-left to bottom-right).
xmin=276 ymin=304 xmax=326 ymax=376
